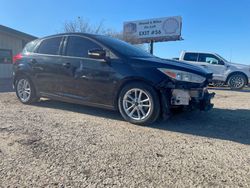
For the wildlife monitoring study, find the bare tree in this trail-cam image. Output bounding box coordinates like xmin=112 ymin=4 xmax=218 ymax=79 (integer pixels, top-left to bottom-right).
xmin=64 ymin=17 xmax=107 ymax=34
xmin=63 ymin=17 xmax=148 ymax=51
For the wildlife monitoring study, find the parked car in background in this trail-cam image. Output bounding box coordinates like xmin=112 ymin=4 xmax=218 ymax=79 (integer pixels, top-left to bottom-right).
xmin=13 ymin=33 xmax=214 ymax=125
xmin=179 ymin=51 xmax=250 ymax=90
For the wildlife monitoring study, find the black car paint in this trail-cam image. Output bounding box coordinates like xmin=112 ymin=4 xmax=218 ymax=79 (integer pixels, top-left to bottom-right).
xmin=13 ymin=33 xmax=212 ymax=110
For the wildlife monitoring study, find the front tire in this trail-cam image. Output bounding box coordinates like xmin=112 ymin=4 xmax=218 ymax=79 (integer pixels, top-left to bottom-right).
xmin=15 ymin=76 xmax=39 ymax=104
xmin=228 ymin=73 xmax=247 ymax=90
xmin=118 ymin=82 xmax=160 ymax=125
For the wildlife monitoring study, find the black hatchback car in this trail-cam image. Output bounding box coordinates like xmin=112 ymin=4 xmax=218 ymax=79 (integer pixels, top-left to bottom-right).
xmin=13 ymin=33 xmax=214 ymax=125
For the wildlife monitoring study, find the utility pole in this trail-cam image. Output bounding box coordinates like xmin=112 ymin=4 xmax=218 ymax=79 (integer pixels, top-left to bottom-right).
xmin=150 ymin=40 xmax=154 ymax=54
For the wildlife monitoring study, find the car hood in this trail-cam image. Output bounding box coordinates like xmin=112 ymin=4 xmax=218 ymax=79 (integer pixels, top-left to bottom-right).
xmin=131 ymin=57 xmax=212 ymax=78
xmin=228 ymin=62 xmax=250 ymax=69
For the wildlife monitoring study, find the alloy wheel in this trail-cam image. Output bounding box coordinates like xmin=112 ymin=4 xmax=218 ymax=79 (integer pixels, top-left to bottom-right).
xmin=229 ymin=75 xmax=245 ymax=89
xmin=17 ymin=79 xmax=31 ymax=102
xmin=122 ymin=88 xmax=152 ymax=121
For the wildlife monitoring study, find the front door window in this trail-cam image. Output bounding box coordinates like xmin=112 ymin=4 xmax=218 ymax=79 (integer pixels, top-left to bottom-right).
xmin=198 ymin=53 xmax=222 ymax=65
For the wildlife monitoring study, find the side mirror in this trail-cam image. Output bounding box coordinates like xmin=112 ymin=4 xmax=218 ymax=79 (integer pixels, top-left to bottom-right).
xmin=219 ymin=60 xmax=225 ymax=65
xmin=88 ymin=49 xmax=106 ymax=59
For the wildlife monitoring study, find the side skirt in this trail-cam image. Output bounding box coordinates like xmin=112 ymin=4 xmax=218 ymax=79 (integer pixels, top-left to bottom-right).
xmin=39 ymin=92 xmax=116 ymax=111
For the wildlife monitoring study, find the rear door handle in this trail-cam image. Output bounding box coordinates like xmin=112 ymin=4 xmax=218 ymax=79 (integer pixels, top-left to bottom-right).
xmin=30 ymin=59 xmax=37 ymax=64
xmin=201 ymin=65 xmax=207 ymax=68
xmin=62 ymin=62 xmax=71 ymax=68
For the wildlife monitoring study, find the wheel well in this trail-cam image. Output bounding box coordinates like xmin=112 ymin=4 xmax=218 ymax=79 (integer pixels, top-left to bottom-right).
xmin=226 ymin=72 xmax=248 ymax=84
xmin=13 ymin=72 xmax=37 ymax=95
xmin=114 ymin=79 xmax=159 ymax=110
xmin=14 ymin=72 xmax=30 ymax=85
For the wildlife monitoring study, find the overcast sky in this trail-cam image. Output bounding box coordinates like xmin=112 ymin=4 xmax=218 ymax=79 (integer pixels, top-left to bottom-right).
xmin=1 ymin=0 xmax=250 ymax=64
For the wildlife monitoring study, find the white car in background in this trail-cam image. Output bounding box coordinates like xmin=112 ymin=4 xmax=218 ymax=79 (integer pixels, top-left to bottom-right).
xmin=179 ymin=51 xmax=250 ymax=90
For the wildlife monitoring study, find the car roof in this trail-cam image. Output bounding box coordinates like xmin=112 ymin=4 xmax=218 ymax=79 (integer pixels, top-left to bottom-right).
xmin=39 ymin=32 xmax=101 ymax=40
xmin=182 ymin=51 xmax=216 ymax=54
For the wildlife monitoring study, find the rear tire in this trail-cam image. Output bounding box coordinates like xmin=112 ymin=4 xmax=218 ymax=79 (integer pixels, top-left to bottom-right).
xmin=15 ymin=76 xmax=39 ymax=104
xmin=228 ymin=73 xmax=247 ymax=90
xmin=118 ymin=82 xmax=160 ymax=125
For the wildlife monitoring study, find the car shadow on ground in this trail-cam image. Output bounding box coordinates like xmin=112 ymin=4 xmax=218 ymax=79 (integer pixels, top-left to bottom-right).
xmin=35 ymin=99 xmax=250 ymax=145
xmin=35 ymin=99 xmax=123 ymax=121
xmin=153 ymin=109 xmax=250 ymax=145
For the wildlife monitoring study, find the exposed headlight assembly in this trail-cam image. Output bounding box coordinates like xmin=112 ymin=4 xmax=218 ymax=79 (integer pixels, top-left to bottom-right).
xmin=158 ymin=68 xmax=206 ymax=83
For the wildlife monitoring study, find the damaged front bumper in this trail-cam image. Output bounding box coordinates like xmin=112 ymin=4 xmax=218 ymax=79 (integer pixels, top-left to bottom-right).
xmin=171 ymin=88 xmax=215 ymax=111
xmin=160 ymin=87 xmax=215 ymax=119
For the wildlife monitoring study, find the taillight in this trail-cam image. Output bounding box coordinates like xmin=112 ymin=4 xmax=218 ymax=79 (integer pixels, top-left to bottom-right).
xmin=13 ymin=53 xmax=22 ymax=64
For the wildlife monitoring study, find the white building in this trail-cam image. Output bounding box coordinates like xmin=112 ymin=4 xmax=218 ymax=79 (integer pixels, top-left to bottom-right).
xmin=0 ymin=25 xmax=36 ymax=78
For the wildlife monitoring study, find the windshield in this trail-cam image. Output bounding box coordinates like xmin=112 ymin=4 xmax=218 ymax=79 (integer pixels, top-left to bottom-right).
xmin=95 ymin=35 xmax=153 ymax=58
xmin=215 ymin=53 xmax=228 ymax=62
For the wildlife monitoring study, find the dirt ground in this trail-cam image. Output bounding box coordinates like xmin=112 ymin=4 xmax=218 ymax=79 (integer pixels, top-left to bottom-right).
xmin=0 ymin=89 xmax=249 ymax=187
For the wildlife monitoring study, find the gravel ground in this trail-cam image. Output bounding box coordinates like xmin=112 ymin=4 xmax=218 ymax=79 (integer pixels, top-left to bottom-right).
xmin=0 ymin=90 xmax=249 ymax=187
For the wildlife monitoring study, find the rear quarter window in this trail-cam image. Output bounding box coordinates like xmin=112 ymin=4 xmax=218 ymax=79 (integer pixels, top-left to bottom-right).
xmin=23 ymin=40 xmax=40 ymax=53
xmin=183 ymin=53 xmax=198 ymax=62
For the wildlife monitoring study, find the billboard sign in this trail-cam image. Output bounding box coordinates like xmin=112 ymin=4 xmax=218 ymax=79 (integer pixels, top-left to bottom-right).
xmin=123 ymin=16 xmax=182 ymax=44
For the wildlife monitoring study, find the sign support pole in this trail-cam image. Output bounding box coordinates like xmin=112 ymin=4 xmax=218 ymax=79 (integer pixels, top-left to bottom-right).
xmin=150 ymin=40 xmax=154 ymax=54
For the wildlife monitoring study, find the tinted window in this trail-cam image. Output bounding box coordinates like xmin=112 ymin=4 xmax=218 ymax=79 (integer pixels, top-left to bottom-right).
xmin=23 ymin=40 xmax=40 ymax=53
xmin=0 ymin=49 xmax=12 ymax=64
xmin=37 ymin=37 xmax=62 ymax=55
xmin=183 ymin=53 xmax=198 ymax=61
xmin=198 ymin=53 xmax=221 ymax=65
xmin=66 ymin=36 xmax=102 ymax=58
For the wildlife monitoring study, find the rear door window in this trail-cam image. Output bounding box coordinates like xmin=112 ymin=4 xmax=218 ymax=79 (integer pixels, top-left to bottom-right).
xmin=183 ymin=53 xmax=198 ymax=62
xmin=37 ymin=37 xmax=63 ymax=55
xmin=65 ymin=36 xmax=102 ymax=58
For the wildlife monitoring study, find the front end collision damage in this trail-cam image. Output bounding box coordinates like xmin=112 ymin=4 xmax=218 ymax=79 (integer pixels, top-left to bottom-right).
xmin=158 ymin=80 xmax=215 ymax=120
